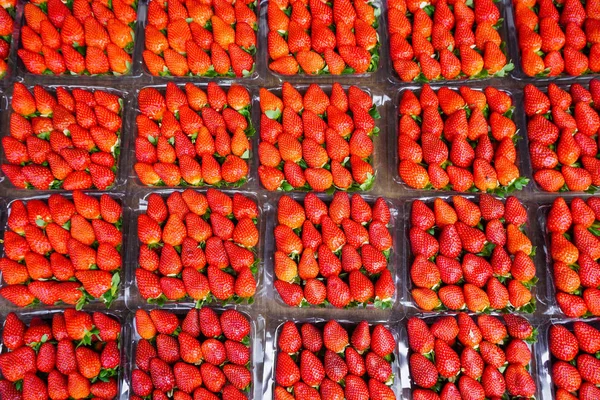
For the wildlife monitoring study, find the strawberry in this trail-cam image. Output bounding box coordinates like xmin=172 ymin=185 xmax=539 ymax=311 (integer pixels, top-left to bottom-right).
xmin=276 ymin=352 xmax=301 ymax=387
xmin=505 ymin=364 xmax=536 ymax=397
xmin=338 ymin=45 xmax=371 ymax=74
xmin=412 ymin=287 xmax=441 ymax=311
xmin=534 ymin=169 xmax=565 ymax=192
xmin=410 ymin=353 xmax=438 ymax=389
xmin=399 ymin=160 xmax=429 ymax=189
xmin=557 ymin=291 xmax=589 ymax=317
xmin=554 ymin=360 xmax=582 ymax=394
xmin=278 ymin=321 xmax=302 ymax=354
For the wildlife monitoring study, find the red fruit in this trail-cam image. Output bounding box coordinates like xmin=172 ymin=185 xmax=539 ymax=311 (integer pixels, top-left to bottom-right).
xmin=410 ymin=353 xmax=438 ymax=389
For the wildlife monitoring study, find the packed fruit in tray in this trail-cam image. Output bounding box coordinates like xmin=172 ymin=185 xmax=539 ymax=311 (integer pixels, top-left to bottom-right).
xmin=410 ymin=195 xmax=537 ymax=313
xmin=0 ymin=310 xmax=122 ymax=399
xmin=513 ymin=0 xmax=600 ymax=77
xmin=545 ymin=197 xmax=600 ymax=318
xmin=2 ymin=83 xmax=123 ymax=190
xmin=524 ymin=80 xmax=600 ymax=193
xmin=131 ymin=308 xmax=252 ymax=399
xmin=258 ymin=83 xmax=379 ymax=192
xmin=143 ymin=0 xmax=256 ymax=77
xmin=267 ymin=0 xmax=381 ymax=75
xmin=273 ymin=193 xmax=395 ymax=309
xmin=397 ymin=85 xmax=528 ymax=195
xmin=387 ymin=0 xmax=513 ymax=81
xmin=0 ymin=192 xmax=122 ymax=308
xmin=549 ymin=321 xmax=600 ymax=398
xmin=0 ymin=0 xmax=14 ymax=78
xmin=407 ymin=313 xmax=537 ymax=398
xmin=135 ymin=189 xmax=258 ymax=306
xmin=18 ymin=0 xmax=136 ymax=75
xmin=274 ymin=320 xmax=397 ymax=399
xmin=134 ymin=83 xmax=252 ymax=188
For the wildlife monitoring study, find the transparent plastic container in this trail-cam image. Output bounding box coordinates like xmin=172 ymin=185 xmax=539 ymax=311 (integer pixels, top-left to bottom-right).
xmin=262 ymin=192 xmax=403 ymax=312
xmin=401 ymin=195 xmax=551 ymax=318
xmin=389 ymin=84 xmax=533 ymax=198
xmin=506 ymin=0 xmax=600 ymax=82
xmin=384 ymin=0 xmax=514 ymax=84
xmin=513 ymin=82 xmax=600 ymax=195
xmin=535 ymin=197 xmax=600 ymax=318
xmin=398 ymin=312 xmax=545 ymax=399
xmin=254 ymin=84 xmax=389 ymax=193
xmin=124 ymin=187 xmax=267 ymax=311
xmin=0 ymin=191 xmax=129 ymax=312
xmin=259 ymin=0 xmax=387 ymax=83
xmin=127 ymin=83 xmax=258 ymax=191
xmin=121 ymin=306 xmax=265 ymax=400
xmin=138 ymin=1 xmax=265 ymax=82
xmin=262 ymin=316 xmax=403 ymax=399
xmin=0 ymin=83 xmax=132 ymax=192
xmin=12 ymin=0 xmax=144 ymax=82
xmin=535 ymin=318 xmax=600 ymax=400
xmin=0 ymin=308 xmax=131 ymax=398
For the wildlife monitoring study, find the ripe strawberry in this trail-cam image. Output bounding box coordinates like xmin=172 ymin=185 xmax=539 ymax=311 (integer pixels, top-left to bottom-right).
xmin=412 ymin=287 xmax=441 ymax=311
xmin=410 ymin=353 xmax=438 ymax=389
xmin=572 ymin=322 xmax=600 ymax=355
xmin=505 ymin=364 xmax=536 ymax=397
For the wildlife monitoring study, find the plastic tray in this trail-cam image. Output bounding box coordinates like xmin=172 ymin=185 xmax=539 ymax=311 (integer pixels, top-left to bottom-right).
xmin=12 ymin=0 xmax=144 ymax=82
xmin=138 ymin=0 xmax=264 ymax=83
xmin=513 ymin=82 xmax=600 ymax=196
xmin=505 ymin=0 xmax=600 ymax=83
xmin=259 ymin=0 xmax=387 ymax=83
xmin=390 ymin=84 xmax=533 ymax=198
xmin=398 ymin=312 xmax=545 ymax=400
xmin=127 ymin=83 xmax=259 ymax=191
xmin=0 ymin=191 xmax=130 ymax=312
xmin=124 ymin=187 xmax=267 ymax=311
xmin=262 ymin=192 xmax=403 ymax=312
xmin=535 ymin=318 xmax=600 ymax=400
xmin=254 ymin=84 xmax=390 ymax=193
xmin=121 ymin=306 xmax=265 ymax=400
xmin=384 ymin=0 xmax=514 ymax=85
xmin=0 ymin=307 xmax=131 ymax=399
xmin=401 ymin=195 xmax=551 ymax=319
xmin=0 ymin=83 xmax=132 ymax=192
xmin=536 ymin=202 xmax=560 ymax=317
xmin=0 ymin=3 xmax=19 ymax=89
xmin=262 ymin=316 xmax=403 ymax=400
xmin=535 ymin=198 xmax=600 ymax=318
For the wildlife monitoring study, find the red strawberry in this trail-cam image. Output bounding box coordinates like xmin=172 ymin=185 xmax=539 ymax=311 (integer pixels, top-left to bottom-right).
xmin=410 ymin=353 xmax=438 ymax=389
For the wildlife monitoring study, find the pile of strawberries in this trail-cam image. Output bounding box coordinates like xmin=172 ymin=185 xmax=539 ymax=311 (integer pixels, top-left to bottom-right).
xmin=274 ymin=320 xmax=397 ymax=399
xmin=267 ymin=0 xmax=380 ymax=75
xmin=0 ymin=0 xmax=14 ymax=78
xmin=18 ymin=0 xmax=136 ymax=75
xmin=408 ymin=313 xmax=537 ymax=398
xmin=545 ymin=197 xmax=600 ymax=317
xmin=273 ymin=193 xmax=395 ymax=309
xmin=0 ymin=191 xmax=122 ymax=308
xmin=258 ymin=83 xmax=378 ymax=192
xmin=0 ymin=310 xmax=122 ymax=400
xmin=142 ymin=0 xmax=256 ymax=77
xmin=134 ymin=83 xmax=252 ymax=188
xmin=524 ymin=81 xmax=600 ymax=192
xmin=387 ymin=0 xmax=512 ymax=81
xmin=513 ymin=0 xmax=600 ymax=76
xmin=131 ymin=308 xmax=252 ymax=399
xmin=398 ymin=85 xmax=528 ymax=194
xmin=410 ymin=195 xmax=537 ymax=313
xmin=549 ymin=321 xmax=600 ymax=397
xmin=2 ymin=83 xmax=122 ymax=190
xmin=135 ymin=189 xmax=258 ymax=305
